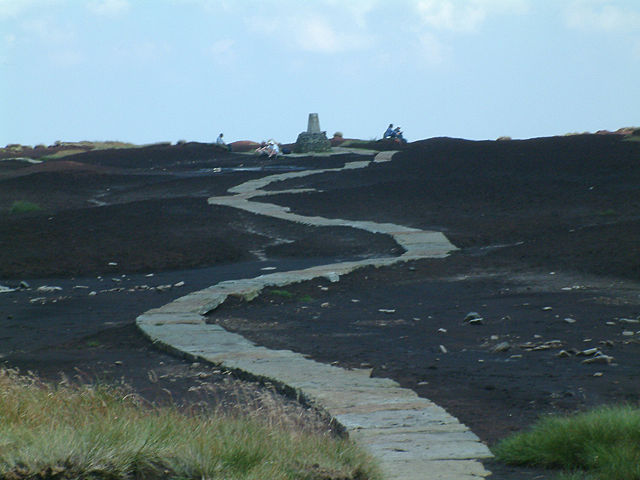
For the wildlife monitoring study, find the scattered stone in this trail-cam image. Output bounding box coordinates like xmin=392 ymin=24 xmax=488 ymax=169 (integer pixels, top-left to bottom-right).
xmin=599 ymin=340 xmax=614 ymax=347
xmin=190 ymin=362 xmax=201 ymax=369
xmin=467 ymin=318 xmax=484 ymax=325
xmin=578 ymin=348 xmax=600 ymax=356
xmin=145 ymin=273 xmax=154 ymax=277
xmin=557 ymin=350 xmax=572 ymax=358
xmin=619 ymin=318 xmax=640 ymax=324
xmin=351 ymin=299 xmax=360 ymax=303
xmin=493 ymin=341 xmax=511 ymax=353
xmin=111 ymin=278 xmax=121 ymax=283
xmin=73 ymin=285 xmax=89 ymax=289
xmin=156 ymin=284 xmax=172 ymax=292
xmin=437 ymin=328 xmax=447 ymax=333
xmin=89 ymin=291 xmax=97 ymax=296
xmin=464 ymin=312 xmax=482 ymax=322
xmin=114 ymin=360 xmax=123 ymax=366
xmin=379 ymin=309 xmax=396 ymax=314
xmin=0 ymin=285 xmax=15 ymax=293
xmin=108 ymin=262 xmax=118 ymax=266
xmin=321 ymin=302 xmax=330 ymax=308
xmin=318 ymin=286 xmax=328 ymax=291
xmin=583 ymin=338 xmax=592 ymax=342
xmin=29 ymin=297 xmax=46 ymax=304
xmin=19 ymin=281 xmax=30 ymax=289
xmin=37 ymin=285 xmax=62 ymax=293
xmin=174 ymin=281 xmax=185 ymax=287
xmin=582 ymin=354 xmax=614 ymax=365
xmin=542 ymin=306 xmax=553 ymax=311
xmin=490 ymin=335 xmax=499 ymax=341
xmin=509 ymin=354 xmax=523 ymax=359
xmin=564 ymin=317 xmax=577 ymax=324
xmin=439 ymin=345 xmax=448 ymax=354
xmin=622 ymin=331 xmax=634 ymax=336
xmin=147 ymin=370 xmax=158 ymax=383
xmin=261 ymin=266 xmax=277 ymax=271
xmin=593 ymin=372 xmax=603 ymax=377
xmin=417 ymin=381 xmax=429 ymax=386
xmin=606 ymin=321 xmax=616 ymax=326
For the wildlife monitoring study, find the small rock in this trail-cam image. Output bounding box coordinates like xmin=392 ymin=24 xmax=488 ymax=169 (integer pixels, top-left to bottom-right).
xmin=379 ymin=309 xmax=396 ymax=314
xmin=321 ymin=302 xmax=330 ymax=308
xmin=108 ymin=262 xmax=118 ymax=266
xmin=490 ymin=335 xmax=499 ymax=341
xmin=29 ymin=297 xmax=46 ymax=304
xmin=439 ymin=345 xmax=448 ymax=354
xmin=19 ymin=281 xmax=30 ymax=289
xmin=73 ymin=285 xmax=89 ymax=289
xmin=464 ymin=312 xmax=482 ymax=322
xmin=606 ymin=321 xmax=616 ymax=326
xmin=145 ymin=273 xmax=154 ymax=277
xmin=89 ymin=291 xmax=97 ymax=296
xmin=542 ymin=306 xmax=553 ymax=311
xmin=593 ymin=372 xmax=603 ymax=377
xmin=37 ymin=285 xmax=62 ymax=293
xmin=190 ymin=362 xmax=201 ymax=369
xmin=351 ymin=299 xmax=360 ymax=303
xmin=114 ymin=360 xmax=123 ymax=366
xmin=467 ymin=318 xmax=484 ymax=325
xmin=556 ymin=350 xmax=572 ymax=358
xmin=582 ymin=354 xmax=614 ymax=365
xmin=437 ymin=328 xmax=447 ymax=333
xmin=509 ymin=354 xmax=523 ymax=359
xmin=622 ymin=331 xmax=634 ymax=336
xmin=578 ymin=348 xmax=600 ymax=356
xmin=0 ymin=285 xmax=15 ymax=293
xmin=619 ymin=318 xmax=640 ymax=324
xmin=174 ymin=281 xmax=185 ymax=287
xmin=261 ymin=266 xmax=277 ymax=271
xmin=564 ymin=317 xmax=577 ymax=324
xmin=493 ymin=341 xmax=511 ymax=353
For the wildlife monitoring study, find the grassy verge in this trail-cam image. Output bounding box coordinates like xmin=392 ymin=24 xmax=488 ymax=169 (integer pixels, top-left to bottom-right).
xmin=9 ymin=200 xmax=42 ymax=214
xmin=0 ymin=369 xmax=379 ymax=480
xmin=493 ymin=405 xmax=640 ymax=480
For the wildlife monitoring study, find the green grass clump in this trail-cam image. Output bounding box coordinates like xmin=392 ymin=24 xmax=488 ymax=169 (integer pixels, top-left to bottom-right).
xmin=9 ymin=200 xmax=42 ymax=214
xmin=493 ymin=405 xmax=640 ymax=480
xmin=269 ymin=289 xmax=295 ymax=298
xmin=0 ymin=369 xmax=379 ymax=480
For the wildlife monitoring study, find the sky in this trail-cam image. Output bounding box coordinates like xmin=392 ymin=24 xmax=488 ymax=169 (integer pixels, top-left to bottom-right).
xmin=1 ymin=0 xmax=639 ymax=146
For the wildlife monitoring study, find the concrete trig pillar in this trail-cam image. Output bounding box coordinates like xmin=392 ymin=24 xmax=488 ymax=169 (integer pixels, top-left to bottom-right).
xmin=307 ymin=113 xmax=321 ymax=134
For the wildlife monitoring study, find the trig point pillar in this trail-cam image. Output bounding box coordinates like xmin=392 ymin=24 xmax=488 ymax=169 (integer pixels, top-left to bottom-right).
xmin=294 ymin=113 xmax=331 ymax=153
xmin=307 ymin=113 xmax=321 ymax=134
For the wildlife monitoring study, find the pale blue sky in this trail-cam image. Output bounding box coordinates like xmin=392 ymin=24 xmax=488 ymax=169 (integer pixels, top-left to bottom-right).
xmin=1 ymin=0 xmax=639 ymax=146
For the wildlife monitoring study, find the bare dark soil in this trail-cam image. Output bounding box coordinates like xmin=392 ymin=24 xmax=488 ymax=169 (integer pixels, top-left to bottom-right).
xmin=2 ymin=135 xmax=639 ymax=479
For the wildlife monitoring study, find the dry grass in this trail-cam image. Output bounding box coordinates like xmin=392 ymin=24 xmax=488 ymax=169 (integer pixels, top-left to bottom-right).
xmin=0 ymin=368 xmax=380 ymax=480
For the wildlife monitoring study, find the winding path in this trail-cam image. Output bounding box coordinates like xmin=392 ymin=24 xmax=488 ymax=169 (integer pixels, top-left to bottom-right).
xmin=136 ymin=150 xmax=493 ymax=479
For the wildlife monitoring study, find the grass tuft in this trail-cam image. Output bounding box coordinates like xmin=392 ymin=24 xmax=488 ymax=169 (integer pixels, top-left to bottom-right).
xmin=493 ymin=405 xmax=640 ymax=480
xmin=0 ymin=368 xmax=380 ymax=480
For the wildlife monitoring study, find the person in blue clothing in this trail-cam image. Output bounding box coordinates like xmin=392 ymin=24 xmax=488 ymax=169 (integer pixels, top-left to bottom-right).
xmin=394 ymin=127 xmax=407 ymax=144
xmin=383 ymin=124 xmax=395 ymax=139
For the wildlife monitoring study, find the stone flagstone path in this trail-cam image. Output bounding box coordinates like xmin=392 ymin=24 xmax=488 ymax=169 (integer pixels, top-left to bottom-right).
xmin=136 ymin=150 xmax=493 ymax=479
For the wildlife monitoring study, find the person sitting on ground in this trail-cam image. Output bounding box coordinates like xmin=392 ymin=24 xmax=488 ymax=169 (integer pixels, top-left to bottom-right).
xmin=216 ymin=133 xmax=231 ymax=151
xmin=383 ymin=124 xmax=395 ymax=139
xmin=267 ymin=139 xmax=280 ymax=158
xmin=394 ymin=127 xmax=407 ymax=144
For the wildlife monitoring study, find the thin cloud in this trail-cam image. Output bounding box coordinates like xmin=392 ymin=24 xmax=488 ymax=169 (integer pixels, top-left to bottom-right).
xmin=87 ymin=0 xmax=130 ymax=16
xmin=566 ymin=0 xmax=640 ymax=32
xmin=415 ymin=0 xmax=529 ymax=33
